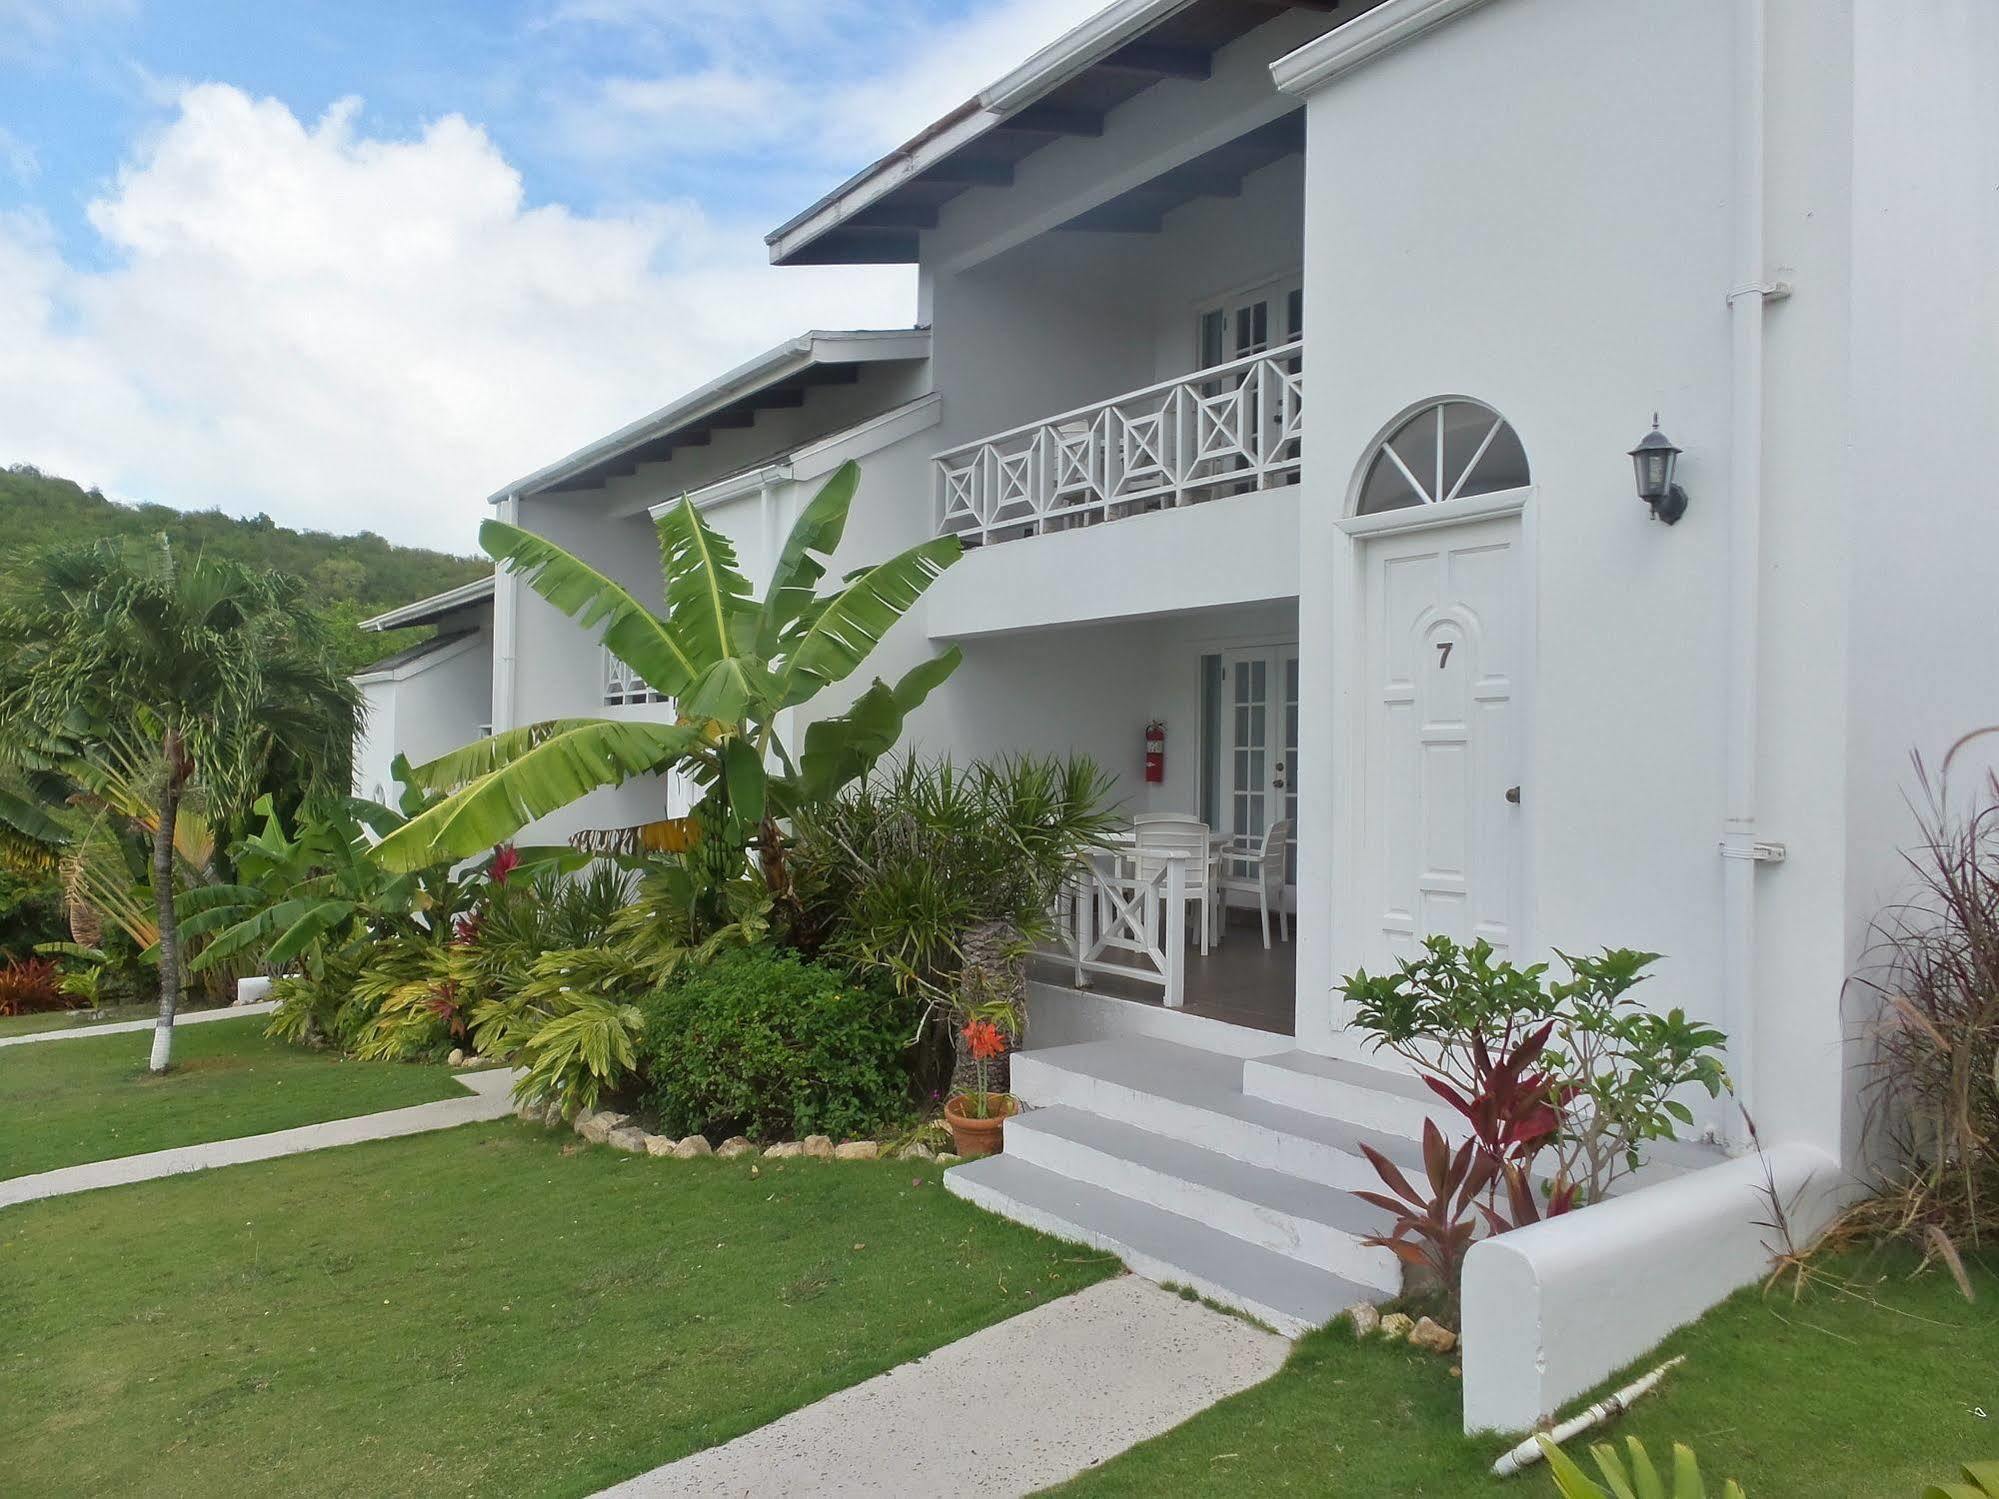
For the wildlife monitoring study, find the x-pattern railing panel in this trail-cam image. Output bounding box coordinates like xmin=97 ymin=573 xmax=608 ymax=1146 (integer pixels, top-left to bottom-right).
xmin=934 ymin=340 xmax=1304 ymax=546
xmin=1047 ymin=849 xmax=1188 ymax=1008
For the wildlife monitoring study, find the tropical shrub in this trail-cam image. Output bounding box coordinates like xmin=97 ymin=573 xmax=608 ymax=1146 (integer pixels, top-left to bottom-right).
xmin=1346 ymin=936 xmax=1729 ymax=1207
xmin=638 ymin=948 xmax=917 ymax=1141
xmin=1353 ymin=1119 xmax=1496 ymax=1323
xmin=790 ymin=754 xmax=1117 ymax=1089
xmin=1538 ymin=1435 xmax=1745 ymax=1499
xmin=0 ymin=956 xmax=66 ymax=1016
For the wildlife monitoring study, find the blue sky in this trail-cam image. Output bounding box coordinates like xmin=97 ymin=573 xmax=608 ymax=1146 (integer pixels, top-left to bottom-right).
xmin=0 ymin=0 xmax=1100 ymax=549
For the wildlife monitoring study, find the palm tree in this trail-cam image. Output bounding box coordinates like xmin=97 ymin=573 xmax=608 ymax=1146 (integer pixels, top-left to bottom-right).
xmin=0 ymin=538 xmax=360 ymax=1070
xmin=371 ymin=462 xmax=962 ymax=882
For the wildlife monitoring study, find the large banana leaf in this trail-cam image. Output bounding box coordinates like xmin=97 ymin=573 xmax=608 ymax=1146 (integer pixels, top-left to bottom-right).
xmin=757 ymin=461 xmax=858 ymax=656
xmin=400 ymin=719 xmax=634 ymax=795
xmin=373 ymin=718 xmax=706 ymax=871
xmin=655 ymin=497 xmax=759 ymax=677
xmin=774 ymin=536 xmax=962 ymax=708
xmin=481 ymin=521 xmax=700 ymax=702
xmin=787 ymin=647 xmax=961 ymax=809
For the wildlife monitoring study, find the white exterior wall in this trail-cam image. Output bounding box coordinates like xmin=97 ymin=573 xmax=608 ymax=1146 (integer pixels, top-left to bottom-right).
xmin=1839 ymin=0 xmax=1999 ymax=1162
xmin=351 ymin=627 xmax=493 ymax=804
xmin=1295 ymin=0 xmax=1748 ymax=1135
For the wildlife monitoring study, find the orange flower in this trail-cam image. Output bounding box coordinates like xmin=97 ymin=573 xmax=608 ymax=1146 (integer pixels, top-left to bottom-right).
xmin=962 ymin=1017 xmax=1008 ymax=1062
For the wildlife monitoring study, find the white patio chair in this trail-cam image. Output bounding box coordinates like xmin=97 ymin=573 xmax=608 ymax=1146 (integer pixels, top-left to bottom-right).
xmin=1221 ymin=818 xmax=1292 ymax=949
xmin=1132 ymin=814 xmax=1221 ymax=956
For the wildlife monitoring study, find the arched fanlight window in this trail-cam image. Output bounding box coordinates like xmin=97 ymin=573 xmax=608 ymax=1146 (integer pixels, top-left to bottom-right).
xmin=1355 ymin=399 xmax=1530 ymax=516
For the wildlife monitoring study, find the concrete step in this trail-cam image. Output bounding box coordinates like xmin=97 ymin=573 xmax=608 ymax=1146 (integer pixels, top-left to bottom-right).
xmin=1011 ymin=1038 xmax=1424 ymax=1192
xmin=1006 ymin=1105 xmax=1401 ymax=1292
xmin=945 ymin=1153 xmax=1379 ymax=1337
xmin=1240 ymin=1049 xmax=1464 ymax=1142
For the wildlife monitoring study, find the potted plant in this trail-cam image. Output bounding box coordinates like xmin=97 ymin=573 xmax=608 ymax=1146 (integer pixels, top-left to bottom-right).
xmin=944 ymin=1014 xmax=1018 ymax=1157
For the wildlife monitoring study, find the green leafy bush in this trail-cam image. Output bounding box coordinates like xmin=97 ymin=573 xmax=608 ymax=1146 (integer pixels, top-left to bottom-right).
xmin=639 ymin=948 xmax=917 ymax=1141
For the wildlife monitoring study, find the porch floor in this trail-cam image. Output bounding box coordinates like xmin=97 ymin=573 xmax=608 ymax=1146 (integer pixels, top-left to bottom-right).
xmin=1036 ymin=911 xmax=1295 ymax=1035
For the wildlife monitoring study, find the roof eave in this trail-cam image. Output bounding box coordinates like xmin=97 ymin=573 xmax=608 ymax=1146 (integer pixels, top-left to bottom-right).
xmin=360 ymin=575 xmax=497 ymax=633
xmin=765 ymin=0 xmax=1202 ymax=267
xmin=486 ymin=328 xmax=931 ymax=504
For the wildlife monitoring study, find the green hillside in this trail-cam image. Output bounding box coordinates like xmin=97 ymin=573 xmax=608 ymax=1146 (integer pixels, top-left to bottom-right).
xmin=0 ymin=465 xmax=487 ymax=675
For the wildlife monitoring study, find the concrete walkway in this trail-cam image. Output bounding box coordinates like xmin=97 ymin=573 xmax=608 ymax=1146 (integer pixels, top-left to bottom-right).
xmin=597 ymin=1275 xmax=1288 ymax=1498
xmin=0 ymin=1066 xmax=518 ymax=1209
xmin=0 ymin=1001 xmax=278 ymax=1049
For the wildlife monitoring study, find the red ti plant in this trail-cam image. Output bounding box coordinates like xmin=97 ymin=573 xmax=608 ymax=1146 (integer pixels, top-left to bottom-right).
xmin=1354 ymin=1119 xmax=1498 ymax=1322
xmin=1419 ymin=1021 xmax=1580 ymax=1228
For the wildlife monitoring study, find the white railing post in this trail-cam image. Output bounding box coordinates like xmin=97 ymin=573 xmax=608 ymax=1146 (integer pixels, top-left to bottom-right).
xmin=1072 ymin=857 xmax=1093 ymax=989
xmin=1162 ymin=851 xmax=1187 ymax=1009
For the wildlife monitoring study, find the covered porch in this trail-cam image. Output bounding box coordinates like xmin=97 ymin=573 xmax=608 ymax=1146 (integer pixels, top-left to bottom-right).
xmin=1032 ymin=917 xmax=1295 ymax=1035
xmin=919 ymin=596 xmax=1303 ymax=1042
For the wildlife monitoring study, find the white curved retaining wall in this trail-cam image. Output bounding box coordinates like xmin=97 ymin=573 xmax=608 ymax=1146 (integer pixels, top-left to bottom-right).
xmin=1460 ymin=1143 xmax=1847 ymax=1434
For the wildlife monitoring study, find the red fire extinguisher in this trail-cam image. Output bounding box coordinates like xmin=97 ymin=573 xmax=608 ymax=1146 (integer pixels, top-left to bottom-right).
xmin=1144 ymin=720 xmax=1166 ymax=784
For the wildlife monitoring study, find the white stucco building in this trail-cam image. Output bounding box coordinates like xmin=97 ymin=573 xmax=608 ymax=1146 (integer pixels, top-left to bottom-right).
xmin=357 ymin=0 xmax=1999 ymax=1432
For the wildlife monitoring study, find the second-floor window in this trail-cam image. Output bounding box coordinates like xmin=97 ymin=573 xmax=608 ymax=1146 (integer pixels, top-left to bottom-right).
xmin=1196 ymin=275 xmax=1302 ymax=370
xmin=603 ymin=647 xmax=669 ymax=707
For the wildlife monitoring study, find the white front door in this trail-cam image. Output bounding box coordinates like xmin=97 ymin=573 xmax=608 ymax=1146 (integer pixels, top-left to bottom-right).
xmin=1218 ymin=646 xmax=1300 ymax=902
xmin=1359 ymin=517 xmax=1521 ymax=966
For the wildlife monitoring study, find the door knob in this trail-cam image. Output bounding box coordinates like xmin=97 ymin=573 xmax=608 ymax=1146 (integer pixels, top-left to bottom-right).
xmin=1505 ymin=786 xmax=1521 ymax=805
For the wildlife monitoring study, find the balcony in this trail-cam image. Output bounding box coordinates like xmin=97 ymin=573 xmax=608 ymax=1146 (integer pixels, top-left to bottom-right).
xmin=934 ymin=341 xmax=1305 ymax=548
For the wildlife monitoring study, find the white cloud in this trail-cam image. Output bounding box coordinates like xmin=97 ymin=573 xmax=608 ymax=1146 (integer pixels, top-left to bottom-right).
xmin=0 ymin=84 xmax=914 ymax=551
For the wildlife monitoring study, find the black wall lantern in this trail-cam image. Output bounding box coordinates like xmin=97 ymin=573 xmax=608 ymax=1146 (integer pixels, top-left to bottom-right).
xmin=1628 ymin=416 xmax=1688 ymax=525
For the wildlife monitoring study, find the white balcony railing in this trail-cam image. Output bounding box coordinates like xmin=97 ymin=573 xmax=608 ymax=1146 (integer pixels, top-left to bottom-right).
xmin=1051 ymin=848 xmax=1190 ymax=1009
xmin=935 ymin=340 xmax=1304 ymax=547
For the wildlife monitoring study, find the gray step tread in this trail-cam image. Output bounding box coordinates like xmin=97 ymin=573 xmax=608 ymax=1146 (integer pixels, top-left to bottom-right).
xmin=1018 ymin=1037 xmax=1425 ymax=1168
xmin=1011 ymin=1105 xmax=1395 ymax=1239
xmin=950 ymin=1154 xmax=1376 ymax=1330
xmin=1246 ymin=1048 xmax=1439 ymax=1104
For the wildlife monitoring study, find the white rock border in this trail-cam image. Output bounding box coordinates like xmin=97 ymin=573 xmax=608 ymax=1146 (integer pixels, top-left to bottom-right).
xmin=521 ymin=1104 xmax=960 ymax=1166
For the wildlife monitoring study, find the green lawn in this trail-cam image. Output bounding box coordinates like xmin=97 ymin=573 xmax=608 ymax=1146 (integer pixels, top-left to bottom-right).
xmin=0 ymin=1015 xmax=465 ymax=1178
xmin=0 ymin=1124 xmax=1118 ymax=1497
xmin=1050 ymin=1252 xmax=1995 ymax=1497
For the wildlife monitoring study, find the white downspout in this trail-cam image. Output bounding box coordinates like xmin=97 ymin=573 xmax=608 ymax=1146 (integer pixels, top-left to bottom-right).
xmin=1720 ymin=0 xmax=1781 ymax=1147
xmin=492 ymin=492 xmax=521 ymax=735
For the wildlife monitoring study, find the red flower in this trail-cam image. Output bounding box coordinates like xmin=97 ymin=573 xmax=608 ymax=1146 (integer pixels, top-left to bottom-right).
xmin=452 ymin=912 xmax=483 ymax=947
xmin=962 ymin=1018 xmax=1008 ymax=1062
xmin=489 ymin=845 xmax=521 ymax=886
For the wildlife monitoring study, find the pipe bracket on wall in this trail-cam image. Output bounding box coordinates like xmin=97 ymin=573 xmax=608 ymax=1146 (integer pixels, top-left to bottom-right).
xmin=1718 ymin=839 xmax=1787 ymax=864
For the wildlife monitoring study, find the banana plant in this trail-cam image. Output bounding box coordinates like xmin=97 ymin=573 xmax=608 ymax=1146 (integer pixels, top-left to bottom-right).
xmin=369 ymin=461 xmax=962 ymax=874
xmin=1537 ymin=1435 xmax=1745 ymax=1499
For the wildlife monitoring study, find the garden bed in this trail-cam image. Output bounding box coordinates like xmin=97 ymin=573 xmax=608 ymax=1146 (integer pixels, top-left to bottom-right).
xmin=0 ymin=1122 xmax=1117 ymax=1497
xmin=0 ymin=1015 xmax=464 ymax=1179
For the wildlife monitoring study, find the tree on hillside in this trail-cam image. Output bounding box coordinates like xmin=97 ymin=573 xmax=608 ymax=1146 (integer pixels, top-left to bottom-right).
xmin=0 ymin=464 xmax=488 ymax=677
xmin=0 ymin=537 xmax=361 ymax=1070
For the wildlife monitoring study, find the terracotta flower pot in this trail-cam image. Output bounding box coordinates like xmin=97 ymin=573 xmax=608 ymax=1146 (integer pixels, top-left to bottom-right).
xmin=944 ymin=1092 xmax=1018 ymax=1158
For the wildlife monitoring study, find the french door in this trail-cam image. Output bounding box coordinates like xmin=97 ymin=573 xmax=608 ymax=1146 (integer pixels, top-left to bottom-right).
xmin=1215 ymin=645 xmax=1300 ymax=901
xmin=1196 ymin=276 xmax=1303 ymax=367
